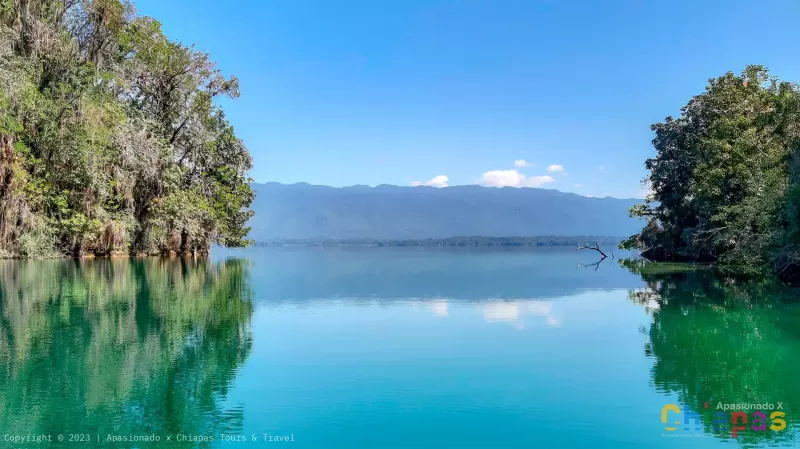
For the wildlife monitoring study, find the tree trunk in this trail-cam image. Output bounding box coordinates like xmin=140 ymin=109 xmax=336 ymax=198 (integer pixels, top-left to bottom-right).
xmin=132 ymin=206 xmax=151 ymax=254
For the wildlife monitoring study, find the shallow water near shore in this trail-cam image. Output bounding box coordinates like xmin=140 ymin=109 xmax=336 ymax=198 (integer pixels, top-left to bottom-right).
xmin=1 ymin=247 xmax=799 ymax=448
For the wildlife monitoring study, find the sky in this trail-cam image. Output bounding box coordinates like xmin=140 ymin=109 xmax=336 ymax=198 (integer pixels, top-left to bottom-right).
xmin=135 ymin=0 xmax=800 ymax=198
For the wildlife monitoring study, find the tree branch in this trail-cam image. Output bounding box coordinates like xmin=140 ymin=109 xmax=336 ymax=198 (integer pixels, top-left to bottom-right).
xmin=170 ymin=116 xmax=190 ymax=145
xmin=577 ymin=242 xmax=607 ymax=259
xmin=577 ymin=260 xmax=605 ymax=271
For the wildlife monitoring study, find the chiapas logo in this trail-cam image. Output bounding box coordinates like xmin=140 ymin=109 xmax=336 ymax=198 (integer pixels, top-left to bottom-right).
xmin=661 ymin=401 xmax=786 ymax=438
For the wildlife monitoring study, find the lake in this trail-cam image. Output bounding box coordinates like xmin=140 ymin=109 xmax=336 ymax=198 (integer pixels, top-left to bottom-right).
xmin=1 ymin=247 xmax=799 ymax=448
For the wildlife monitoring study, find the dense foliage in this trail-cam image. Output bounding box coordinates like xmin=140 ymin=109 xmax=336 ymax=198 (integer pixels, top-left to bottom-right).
xmin=254 ymin=236 xmax=623 ymax=248
xmin=0 ymin=0 xmax=253 ymax=258
xmin=625 ymin=65 xmax=800 ymax=279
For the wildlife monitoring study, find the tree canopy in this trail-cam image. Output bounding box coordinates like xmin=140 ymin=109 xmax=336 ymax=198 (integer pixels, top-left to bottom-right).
xmin=624 ymin=65 xmax=800 ymax=280
xmin=0 ymin=0 xmax=254 ymax=258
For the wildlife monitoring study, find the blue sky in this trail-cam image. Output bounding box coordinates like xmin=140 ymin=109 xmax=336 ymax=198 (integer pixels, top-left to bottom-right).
xmin=136 ymin=0 xmax=800 ymax=198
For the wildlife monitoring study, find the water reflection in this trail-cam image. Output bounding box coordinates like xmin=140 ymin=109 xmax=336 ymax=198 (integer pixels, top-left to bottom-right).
xmin=482 ymin=300 xmax=561 ymax=328
xmin=217 ymin=247 xmax=644 ymax=303
xmin=4 ymin=249 xmax=798 ymax=448
xmin=426 ymin=299 xmax=449 ymax=317
xmin=623 ymin=260 xmax=800 ymax=446
xmin=0 ymin=257 xmax=253 ymax=447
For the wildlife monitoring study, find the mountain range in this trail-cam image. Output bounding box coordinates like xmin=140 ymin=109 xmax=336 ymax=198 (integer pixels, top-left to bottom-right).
xmin=247 ymin=183 xmax=645 ymax=241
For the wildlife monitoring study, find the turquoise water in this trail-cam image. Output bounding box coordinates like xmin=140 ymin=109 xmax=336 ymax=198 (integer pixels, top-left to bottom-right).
xmin=1 ymin=248 xmax=799 ymax=447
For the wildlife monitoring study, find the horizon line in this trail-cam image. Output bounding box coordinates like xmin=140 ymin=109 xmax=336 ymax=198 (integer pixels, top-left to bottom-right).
xmin=249 ymin=181 xmax=641 ymax=200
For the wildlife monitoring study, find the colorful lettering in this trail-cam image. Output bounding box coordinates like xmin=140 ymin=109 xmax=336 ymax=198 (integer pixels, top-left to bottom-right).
xmin=711 ymin=411 xmax=728 ymax=433
xmin=770 ymin=411 xmax=786 ymax=431
xmin=682 ymin=404 xmax=702 ymax=431
xmin=731 ymin=412 xmax=748 ymax=438
xmin=661 ymin=404 xmax=681 ymax=431
xmin=750 ymin=411 xmax=767 ymax=431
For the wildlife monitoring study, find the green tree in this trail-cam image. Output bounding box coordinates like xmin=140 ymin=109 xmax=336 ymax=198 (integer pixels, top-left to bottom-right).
xmin=0 ymin=0 xmax=253 ymax=258
xmin=626 ymin=66 xmax=800 ymax=279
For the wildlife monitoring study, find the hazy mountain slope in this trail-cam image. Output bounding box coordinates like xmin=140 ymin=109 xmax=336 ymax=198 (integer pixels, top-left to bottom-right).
xmin=248 ymin=183 xmax=643 ymax=240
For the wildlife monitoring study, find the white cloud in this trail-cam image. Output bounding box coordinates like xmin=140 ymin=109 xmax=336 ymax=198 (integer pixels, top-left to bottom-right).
xmin=598 ymin=165 xmax=605 ymax=170
xmin=574 ymin=184 xmax=582 ymax=188
xmin=546 ymin=164 xmax=565 ymax=173
xmin=514 ymin=159 xmax=532 ymax=168
xmin=411 ymin=175 xmax=449 ymax=188
xmin=479 ymin=170 xmax=554 ymax=188
xmin=428 ymin=299 xmax=449 ymax=317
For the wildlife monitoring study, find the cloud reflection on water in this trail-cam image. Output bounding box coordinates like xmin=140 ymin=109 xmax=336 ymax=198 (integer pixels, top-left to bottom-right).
xmin=482 ymin=300 xmax=561 ymax=329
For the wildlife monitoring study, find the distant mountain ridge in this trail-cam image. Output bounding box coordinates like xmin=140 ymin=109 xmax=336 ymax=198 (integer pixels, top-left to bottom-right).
xmin=247 ymin=183 xmax=644 ymax=241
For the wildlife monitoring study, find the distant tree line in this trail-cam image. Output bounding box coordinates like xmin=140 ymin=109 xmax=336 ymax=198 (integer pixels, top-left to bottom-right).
xmin=254 ymin=236 xmax=623 ymax=248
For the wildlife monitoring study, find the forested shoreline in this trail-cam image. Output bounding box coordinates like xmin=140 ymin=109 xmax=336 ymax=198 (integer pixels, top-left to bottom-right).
xmin=0 ymin=0 xmax=253 ymax=258
xmin=625 ymin=65 xmax=800 ymax=281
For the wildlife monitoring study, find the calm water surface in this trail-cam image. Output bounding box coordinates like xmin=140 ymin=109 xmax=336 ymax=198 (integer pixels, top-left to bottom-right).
xmin=1 ymin=248 xmax=799 ymax=448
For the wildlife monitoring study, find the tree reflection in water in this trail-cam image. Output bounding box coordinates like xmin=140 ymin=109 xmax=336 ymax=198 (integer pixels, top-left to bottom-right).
xmin=623 ymin=259 xmax=800 ymax=446
xmin=0 ymin=257 xmax=253 ymax=447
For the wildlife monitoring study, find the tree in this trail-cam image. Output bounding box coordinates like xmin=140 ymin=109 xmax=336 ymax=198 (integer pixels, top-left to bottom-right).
xmin=0 ymin=0 xmax=253 ymax=258
xmin=625 ymin=66 xmax=800 ymax=279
